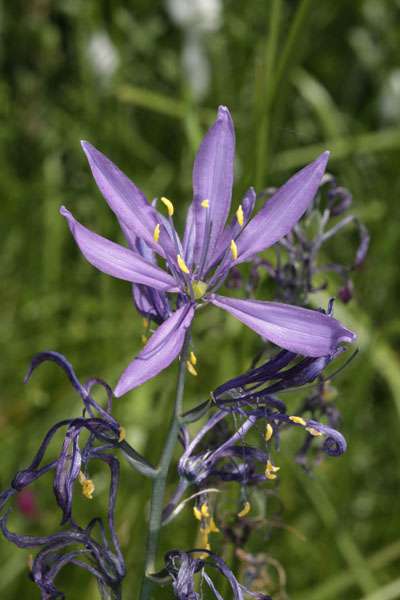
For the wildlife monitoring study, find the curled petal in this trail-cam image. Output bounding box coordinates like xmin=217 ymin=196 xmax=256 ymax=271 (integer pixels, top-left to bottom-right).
xmin=114 ymin=304 xmax=195 ymax=396
xmin=192 ymin=106 xmax=235 ymax=267
xmin=209 ymin=294 xmax=356 ymax=357
xmin=236 ymin=152 xmax=329 ymax=263
xmin=61 ymin=207 xmax=180 ymax=292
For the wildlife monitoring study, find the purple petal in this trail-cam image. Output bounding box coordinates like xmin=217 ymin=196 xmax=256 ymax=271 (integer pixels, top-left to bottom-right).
xmin=61 ymin=207 xmax=180 ymax=292
xmin=81 ymin=141 xmax=176 ymax=259
xmin=114 ymin=304 xmax=195 ymax=396
xmin=192 ymin=106 xmax=235 ymax=267
xmin=209 ymin=294 xmax=356 ymax=357
xmin=235 ymin=152 xmax=329 ymax=264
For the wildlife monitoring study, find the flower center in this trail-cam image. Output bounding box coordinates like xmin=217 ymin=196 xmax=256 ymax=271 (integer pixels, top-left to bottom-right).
xmin=189 ymin=280 xmax=208 ymax=300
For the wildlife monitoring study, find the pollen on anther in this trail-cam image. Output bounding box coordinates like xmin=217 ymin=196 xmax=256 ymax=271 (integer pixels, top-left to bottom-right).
xmin=177 ymin=254 xmax=190 ymax=274
xmin=193 ymin=506 xmax=202 ymax=520
xmin=161 ymin=196 xmax=174 ymax=216
xmin=142 ymin=318 xmax=149 ymax=329
xmin=200 ymin=502 xmax=210 ymax=518
xmin=118 ymin=426 xmax=126 ymax=443
xmin=289 ymin=416 xmax=307 ymax=426
xmin=28 ymin=554 xmax=33 ymax=572
xmin=236 ymin=205 xmax=244 ymax=226
xmin=153 ymin=224 xmax=160 ymax=243
xmin=306 ymin=427 xmax=323 ymax=436
xmin=141 ymin=335 xmax=148 ymax=345
xmin=238 ymin=501 xmax=250 ymax=517
xmin=201 ymin=199 xmax=210 ymax=208
xmin=78 ymin=471 xmax=94 ymax=500
xmin=190 ymin=351 xmax=197 ymax=365
xmin=187 ymin=361 xmax=198 ymax=376
xmin=265 ymin=424 xmax=273 ymax=441
xmin=230 ymin=239 xmax=238 ymax=260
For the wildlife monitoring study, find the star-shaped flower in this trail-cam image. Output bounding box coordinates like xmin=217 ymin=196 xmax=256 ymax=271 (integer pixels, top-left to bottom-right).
xmin=61 ymin=106 xmax=355 ymax=396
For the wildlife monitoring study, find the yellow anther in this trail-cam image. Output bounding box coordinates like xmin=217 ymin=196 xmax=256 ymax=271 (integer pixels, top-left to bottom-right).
xmin=200 ymin=543 xmax=211 ymax=559
xmin=200 ymin=533 xmax=209 ymax=548
xmin=236 ymin=204 xmax=244 ymax=226
xmin=230 ymin=239 xmax=238 ymax=260
xmin=193 ymin=506 xmax=202 ymax=520
xmin=289 ymin=416 xmax=307 ymax=426
xmin=238 ymin=501 xmax=250 ymax=517
xmin=201 ymin=199 xmax=210 ymax=208
xmin=118 ymin=426 xmax=126 ymax=443
xmin=161 ymin=196 xmax=174 ymax=216
xmin=266 ymin=460 xmax=280 ymax=473
xmin=153 ymin=224 xmax=160 ymax=243
xmin=187 ymin=361 xmax=198 ymax=376
xmin=141 ymin=335 xmax=148 ymax=345
xmin=265 ymin=424 xmax=273 ymax=441
xmin=306 ymin=427 xmax=323 ymax=437
xmin=142 ymin=318 xmax=149 ymax=329
xmin=200 ymin=525 xmax=211 ymax=535
xmin=265 ymin=459 xmax=279 ymax=480
xmin=28 ymin=554 xmax=33 ymax=572
xmin=201 ymin=503 xmax=210 ymax=518
xmin=209 ymin=518 xmax=220 ymax=533
xmin=177 ymin=254 xmax=190 ymax=274
xmin=78 ymin=471 xmax=94 ymax=500
xmin=190 ymin=351 xmax=197 ymax=365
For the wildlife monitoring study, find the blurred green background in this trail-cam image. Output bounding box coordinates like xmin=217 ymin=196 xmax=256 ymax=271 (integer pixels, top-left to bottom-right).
xmin=1 ymin=0 xmax=400 ymax=598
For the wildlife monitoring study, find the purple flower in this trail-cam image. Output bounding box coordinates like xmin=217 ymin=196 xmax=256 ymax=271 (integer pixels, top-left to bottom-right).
xmin=61 ymin=106 xmax=356 ymax=396
xmin=164 ymin=549 xmax=270 ymax=600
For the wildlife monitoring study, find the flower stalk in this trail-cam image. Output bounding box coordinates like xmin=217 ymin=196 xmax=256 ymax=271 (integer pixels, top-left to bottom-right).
xmin=139 ymin=327 xmax=192 ymax=600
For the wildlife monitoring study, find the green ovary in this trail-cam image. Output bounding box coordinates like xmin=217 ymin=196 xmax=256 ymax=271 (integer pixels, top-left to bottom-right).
xmin=189 ymin=280 xmax=208 ymax=300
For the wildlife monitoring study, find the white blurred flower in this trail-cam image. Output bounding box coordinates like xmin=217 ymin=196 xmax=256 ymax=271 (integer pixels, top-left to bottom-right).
xmin=86 ymin=31 xmax=120 ymax=86
xmin=165 ymin=0 xmax=222 ymax=100
xmin=378 ymin=69 xmax=400 ymax=124
xmin=166 ymin=0 xmax=222 ymax=32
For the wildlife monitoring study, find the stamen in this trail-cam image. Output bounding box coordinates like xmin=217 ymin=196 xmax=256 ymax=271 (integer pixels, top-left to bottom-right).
xmin=201 ymin=199 xmax=210 ymax=208
xmin=118 ymin=426 xmax=126 ymax=443
xmin=177 ymin=254 xmax=190 ymax=274
xmin=142 ymin=318 xmax=149 ymax=329
xmin=289 ymin=416 xmax=307 ymax=426
xmin=193 ymin=506 xmax=202 ymax=521
xmin=200 ymin=533 xmax=209 ymax=548
xmin=265 ymin=424 xmax=273 ymax=441
xmin=78 ymin=471 xmax=94 ymax=499
xmin=238 ymin=501 xmax=250 ymax=517
xmin=190 ymin=351 xmax=197 ymax=365
xmin=209 ymin=517 xmax=220 ymax=532
xmin=200 ymin=502 xmax=210 ymax=518
xmin=265 ymin=459 xmax=280 ymax=480
xmin=236 ymin=204 xmax=244 ymax=226
xmin=28 ymin=555 xmax=33 ymax=572
xmin=161 ymin=196 xmax=174 ymax=216
xmin=187 ymin=361 xmax=198 ymax=376
xmin=306 ymin=427 xmax=323 ymax=437
xmin=141 ymin=335 xmax=148 ymax=345
xmin=266 ymin=459 xmax=280 ymax=473
xmin=230 ymin=239 xmax=238 ymax=260
xmin=200 ymin=543 xmax=211 ymax=559
xmin=153 ymin=224 xmax=160 ymax=243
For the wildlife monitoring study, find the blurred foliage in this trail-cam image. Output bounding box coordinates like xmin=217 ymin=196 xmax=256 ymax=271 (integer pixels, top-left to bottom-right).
xmin=0 ymin=0 xmax=400 ymax=598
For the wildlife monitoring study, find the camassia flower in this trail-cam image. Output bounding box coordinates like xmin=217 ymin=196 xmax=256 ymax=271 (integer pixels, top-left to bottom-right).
xmin=61 ymin=106 xmax=356 ymax=396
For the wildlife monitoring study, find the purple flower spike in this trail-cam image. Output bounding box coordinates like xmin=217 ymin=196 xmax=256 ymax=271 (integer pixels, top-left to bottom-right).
xmin=62 ymin=106 xmax=356 ymax=395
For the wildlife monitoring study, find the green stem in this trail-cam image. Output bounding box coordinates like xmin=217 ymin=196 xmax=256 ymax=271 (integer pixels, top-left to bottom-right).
xmin=139 ymin=328 xmax=192 ymax=600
